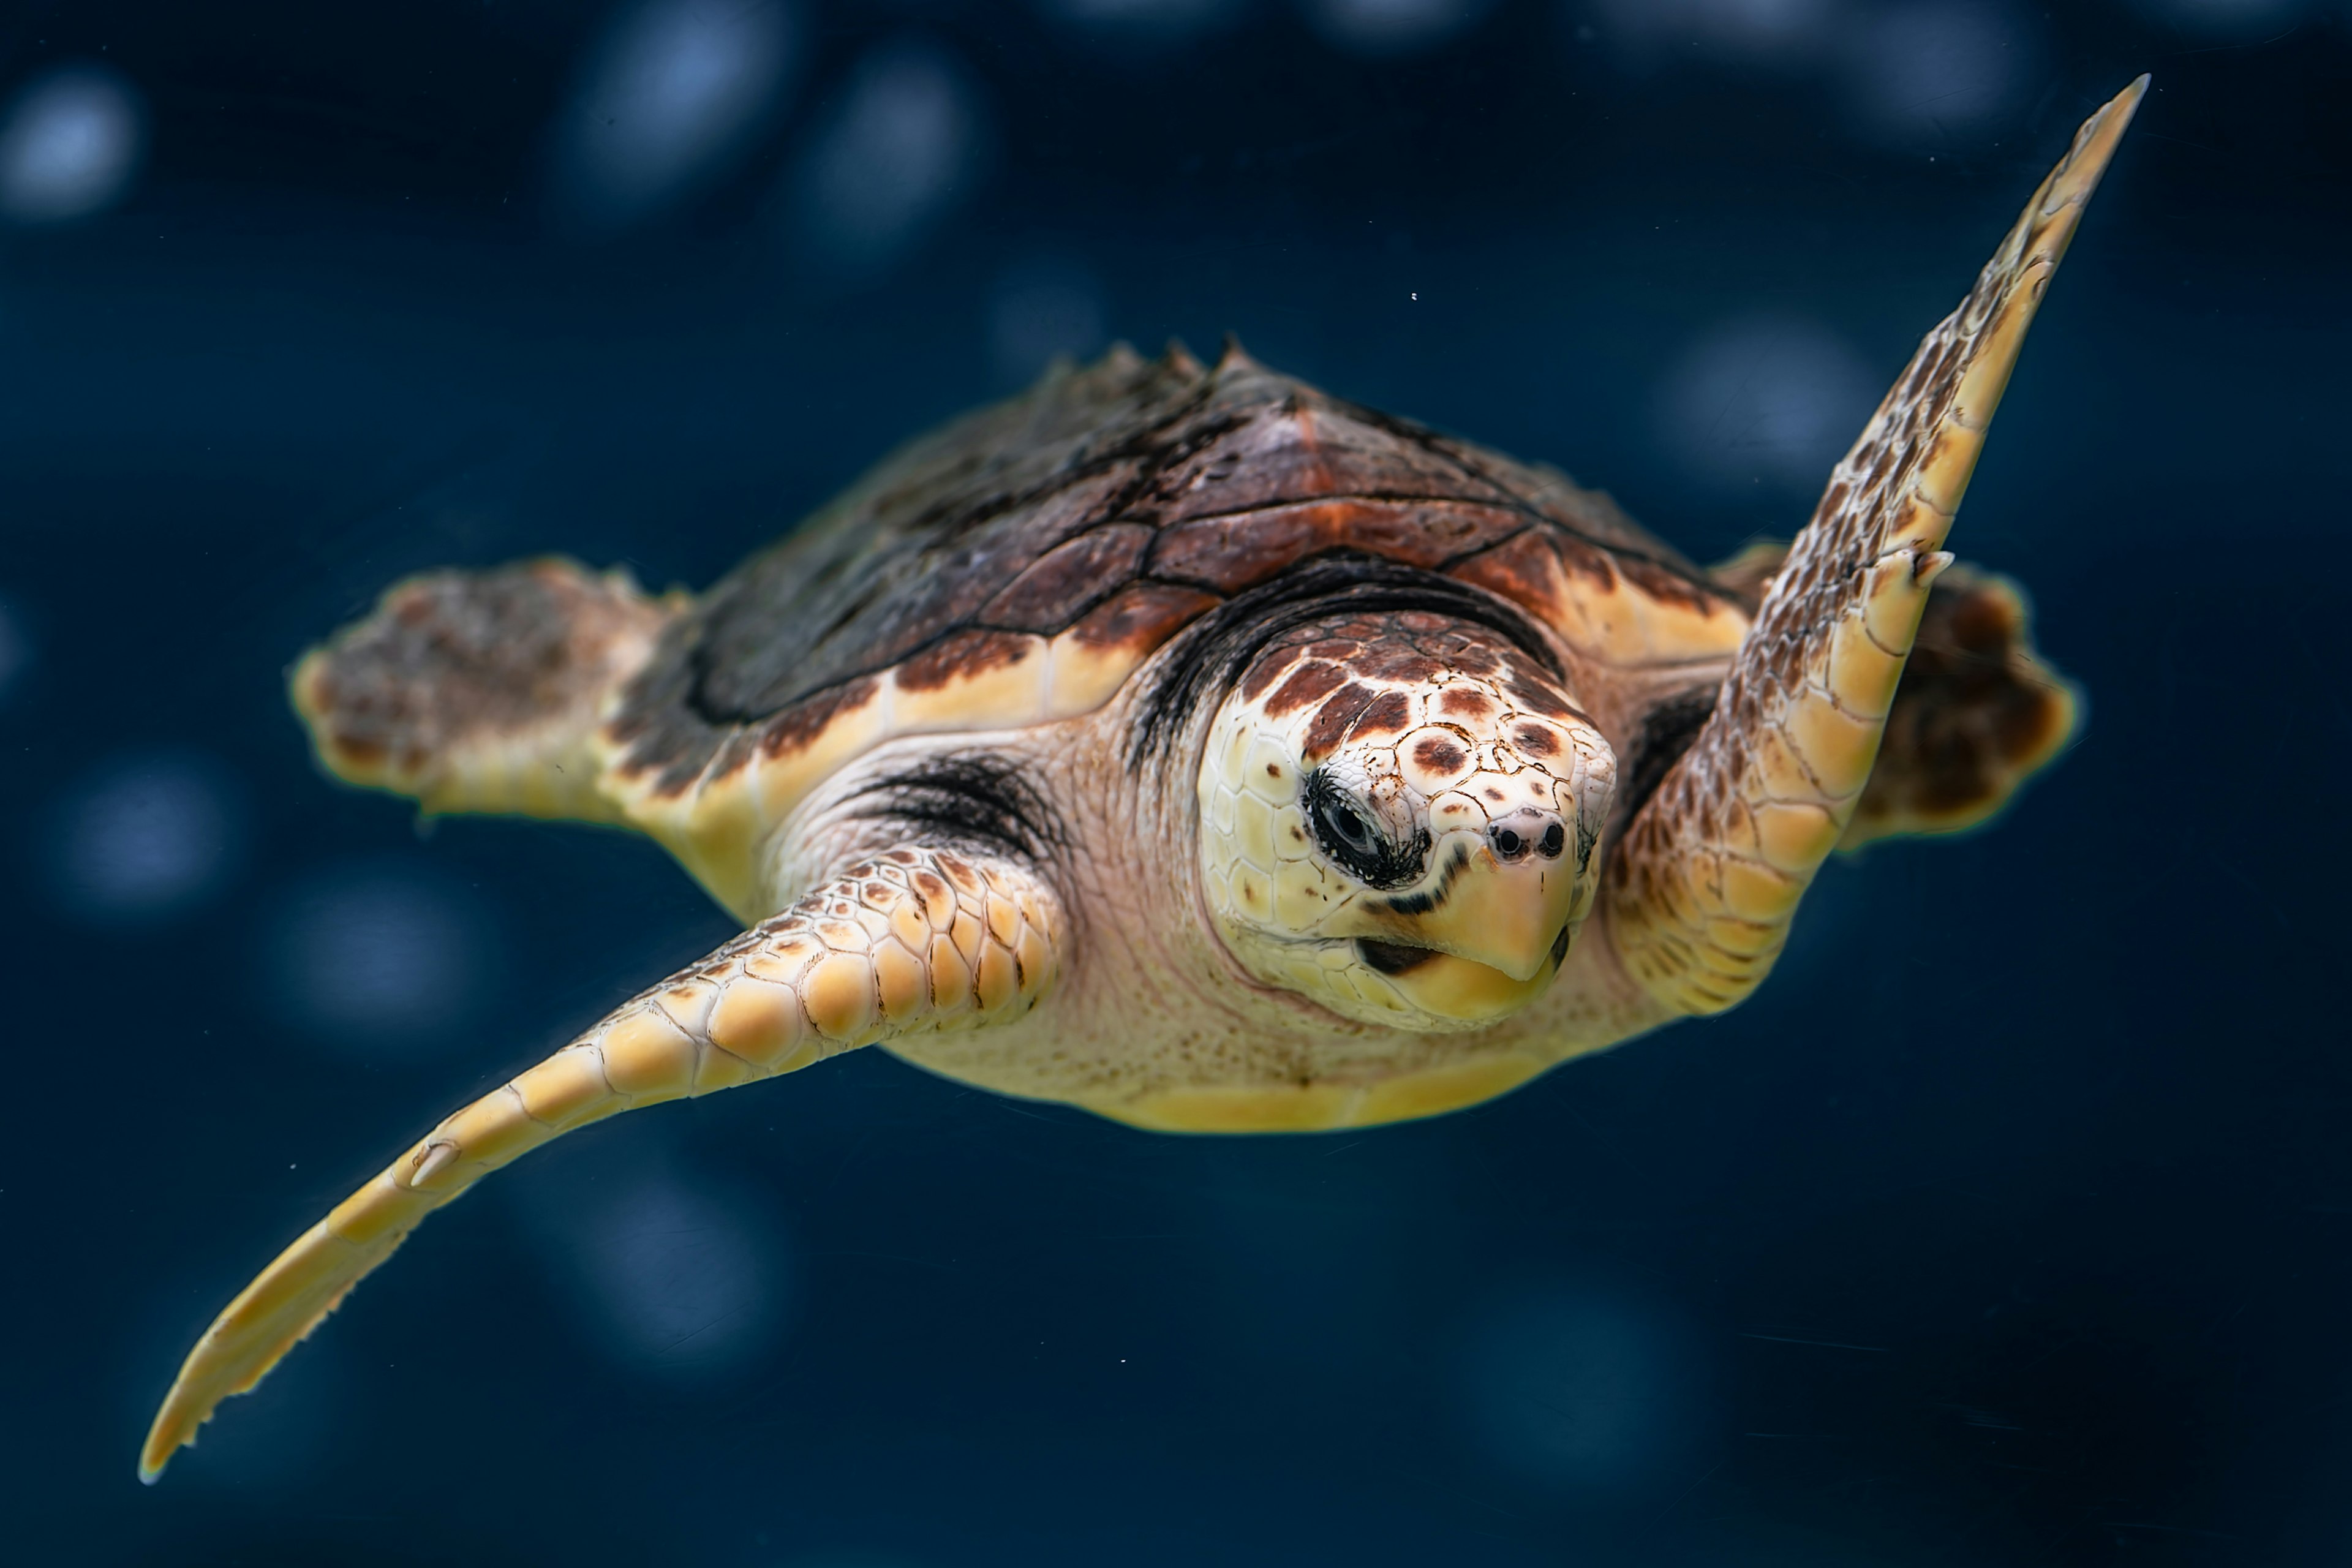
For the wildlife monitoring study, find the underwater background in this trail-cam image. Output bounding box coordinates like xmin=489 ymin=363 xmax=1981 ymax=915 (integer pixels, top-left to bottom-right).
xmin=1 ymin=1 xmax=2346 ymax=1563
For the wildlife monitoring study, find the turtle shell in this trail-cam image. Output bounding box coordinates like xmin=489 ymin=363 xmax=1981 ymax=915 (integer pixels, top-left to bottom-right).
xmin=603 ymin=341 xmax=1751 ymax=914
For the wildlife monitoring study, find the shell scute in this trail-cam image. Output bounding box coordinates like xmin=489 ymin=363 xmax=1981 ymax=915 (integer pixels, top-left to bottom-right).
xmin=1144 ymin=396 xmax=1514 ymax=526
xmin=1060 ymin=582 xmax=1218 ymax=652
xmin=980 ymin=524 xmax=1155 ymax=631
xmin=1148 ymin=499 xmax=1526 ymax=594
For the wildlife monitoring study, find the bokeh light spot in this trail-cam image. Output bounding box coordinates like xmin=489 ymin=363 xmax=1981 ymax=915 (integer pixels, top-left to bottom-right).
xmin=1041 ymin=0 xmax=1244 ymax=45
xmin=989 ymin=255 xmax=1109 ymax=385
xmin=266 ymin=860 xmax=495 ymax=1055
xmin=0 ymin=64 xmax=143 ymax=225
xmin=1838 ymin=0 xmax=2043 ymax=144
xmin=1300 ymin=0 xmax=1496 ymax=55
xmin=52 ymin=752 xmax=242 ymax=921
xmin=0 ymin=595 xmax=28 ymax=705
xmin=526 ymin=1161 xmax=787 ymax=1381
xmin=1450 ymin=1275 xmax=1711 ymax=1497
xmin=551 ymin=0 xmax=799 ymax=232
xmin=1590 ymin=0 xmax=1837 ymax=70
xmin=1656 ymin=314 xmax=1879 ymax=496
xmin=789 ymin=40 xmax=984 ymax=276
xmin=2122 ymin=0 xmax=2308 ymax=35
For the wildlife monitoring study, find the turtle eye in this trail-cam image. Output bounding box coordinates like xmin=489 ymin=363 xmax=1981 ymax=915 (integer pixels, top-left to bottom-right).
xmin=1321 ymin=796 xmax=1378 ymax=853
xmin=1303 ymin=769 xmax=1425 ymax=889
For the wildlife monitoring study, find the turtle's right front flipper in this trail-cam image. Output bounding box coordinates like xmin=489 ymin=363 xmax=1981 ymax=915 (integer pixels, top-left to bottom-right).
xmin=138 ymin=846 xmax=1061 ymax=1483
xmin=1605 ymin=77 xmax=2143 ymax=1016
xmin=292 ymin=556 xmax=679 ymax=823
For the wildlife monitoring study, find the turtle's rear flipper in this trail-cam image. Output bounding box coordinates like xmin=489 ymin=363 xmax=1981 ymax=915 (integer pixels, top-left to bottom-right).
xmin=1841 ymin=564 xmax=2078 ymax=850
xmin=1712 ymin=548 xmax=2080 ymax=851
xmin=292 ymin=557 xmax=677 ymax=823
xmin=1607 ymin=77 xmax=2141 ymax=1016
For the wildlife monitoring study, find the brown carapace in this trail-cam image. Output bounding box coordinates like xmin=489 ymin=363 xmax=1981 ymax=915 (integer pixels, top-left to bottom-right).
xmin=143 ymin=79 xmax=2142 ymax=1482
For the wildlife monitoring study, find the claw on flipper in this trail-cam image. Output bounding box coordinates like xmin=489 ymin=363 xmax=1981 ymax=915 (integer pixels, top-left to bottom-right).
xmin=1606 ymin=77 xmax=2145 ymax=1016
xmin=139 ymin=847 xmax=1062 ymax=1482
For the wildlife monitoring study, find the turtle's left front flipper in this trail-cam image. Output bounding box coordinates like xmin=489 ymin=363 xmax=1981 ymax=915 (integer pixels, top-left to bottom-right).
xmin=1606 ymin=77 xmax=2143 ymax=1016
xmin=140 ymin=846 xmax=1060 ymax=1483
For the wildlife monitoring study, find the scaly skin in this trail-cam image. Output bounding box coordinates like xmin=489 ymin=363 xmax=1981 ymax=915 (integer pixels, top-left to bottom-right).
xmin=290 ymin=557 xmax=679 ymax=824
xmin=140 ymin=846 xmax=1058 ymax=1483
xmin=141 ymin=82 xmax=2143 ymax=1482
xmin=1196 ymin=610 xmax=1615 ymax=1031
xmin=1606 ymin=76 xmax=2144 ymax=1016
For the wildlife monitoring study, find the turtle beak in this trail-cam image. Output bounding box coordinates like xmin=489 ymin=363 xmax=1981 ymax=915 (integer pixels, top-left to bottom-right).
xmin=1404 ymin=812 xmax=1581 ymax=981
xmin=1349 ymin=809 xmax=1582 ymax=1024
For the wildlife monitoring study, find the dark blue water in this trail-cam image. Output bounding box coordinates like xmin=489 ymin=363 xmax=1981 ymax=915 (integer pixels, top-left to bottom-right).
xmin=2 ymin=4 xmax=2346 ymax=1564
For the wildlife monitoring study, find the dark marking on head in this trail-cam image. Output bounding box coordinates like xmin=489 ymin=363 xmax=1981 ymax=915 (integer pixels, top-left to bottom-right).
xmin=1303 ymin=682 xmax=1379 ymax=761
xmin=1262 ymin=659 xmax=1349 ymax=717
xmin=1363 ymin=648 xmax=1442 ymax=685
xmin=1413 ymin=736 xmax=1466 ymax=775
xmin=1438 ymin=687 xmax=1498 ymax=722
xmin=1356 ymin=938 xmax=1437 ymax=975
xmin=1379 ymin=840 xmax=1471 ymax=915
xmin=1506 ymin=676 xmax=1573 ymax=720
xmin=1351 ymin=690 xmax=1412 ymax=742
xmin=1128 ymin=551 xmax=1561 ymax=765
xmin=1512 ymin=723 xmax=1559 ymax=758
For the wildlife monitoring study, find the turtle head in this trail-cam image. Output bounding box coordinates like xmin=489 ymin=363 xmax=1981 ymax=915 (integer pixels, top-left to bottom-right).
xmin=1197 ymin=611 xmax=1615 ymax=1031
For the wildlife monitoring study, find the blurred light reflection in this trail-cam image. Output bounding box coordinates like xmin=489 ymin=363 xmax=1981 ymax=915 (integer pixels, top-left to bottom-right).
xmin=1838 ymin=0 xmax=2042 ymax=143
xmin=1450 ymin=1275 xmax=1709 ymax=1496
xmin=1656 ymin=314 xmax=1878 ymax=496
xmin=0 ymin=64 xmax=143 ymax=224
xmin=2122 ymin=0 xmax=2308 ymax=34
xmin=1041 ymin=0 xmax=1246 ymax=44
xmin=789 ymin=40 xmax=984 ymax=276
xmin=551 ymin=0 xmax=798 ymax=233
xmin=53 ymin=752 xmax=241 ymax=921
xmin=0 ymin=596 xmax=27 ymax=704
xmin=524 ymin=1161 xmax=787 ymax=1380
xmin=1590 ymin=0 xmax=1835 ymax=69
xmin=989 ymin=254 xmax=1109 ymax=385
xmin=1300 ymin=0 xmax=1495 ymax=55
xmin=266 ymin=861 xmax=493 ymax=1055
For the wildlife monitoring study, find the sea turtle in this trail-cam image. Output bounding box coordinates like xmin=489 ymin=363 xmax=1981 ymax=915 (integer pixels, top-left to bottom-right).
xmin=140 ymin=80 xmax=2143 ymax=1481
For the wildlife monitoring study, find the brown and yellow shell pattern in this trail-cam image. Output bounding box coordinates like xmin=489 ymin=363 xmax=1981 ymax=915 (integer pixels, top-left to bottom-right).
xmin=601 ymin=341 xmax=1754 ymax=916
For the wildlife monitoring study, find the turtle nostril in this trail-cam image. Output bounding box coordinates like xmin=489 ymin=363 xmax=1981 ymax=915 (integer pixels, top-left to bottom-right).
xmin=1490 ymin=813 xmax=1567 ymax=864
